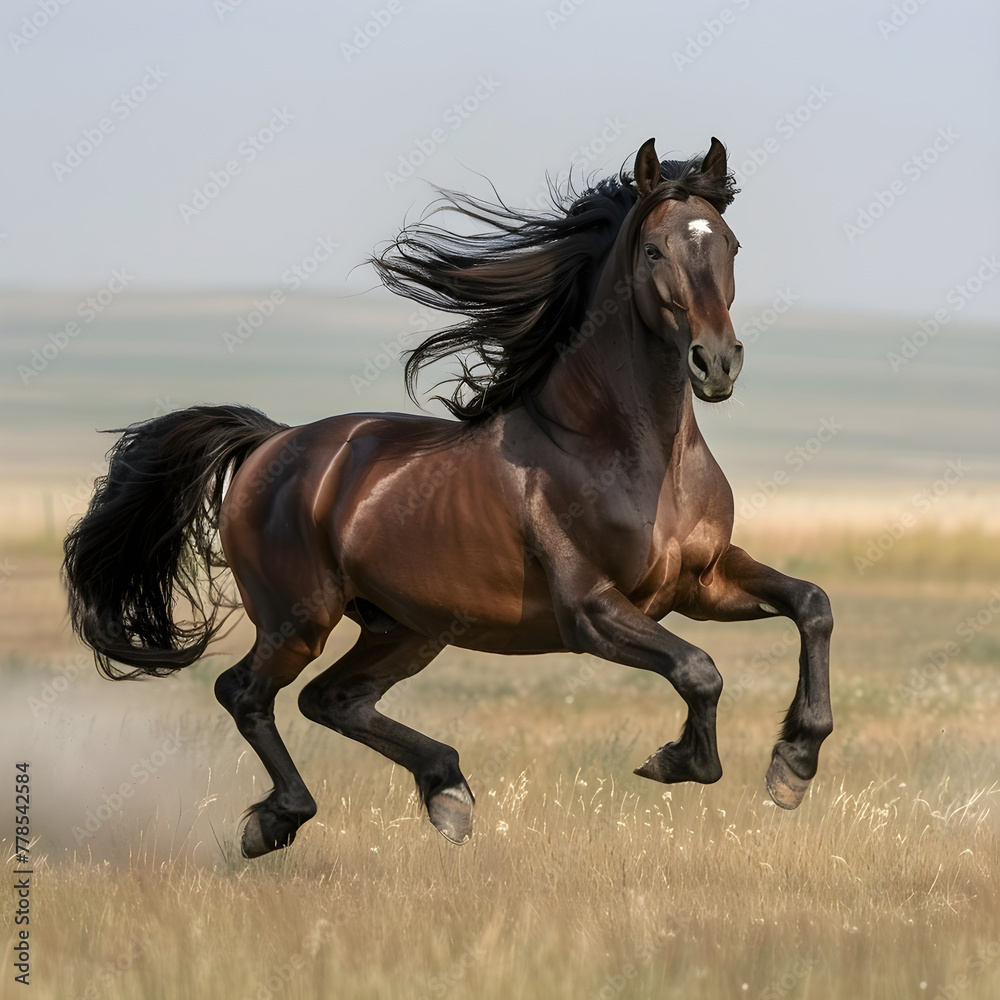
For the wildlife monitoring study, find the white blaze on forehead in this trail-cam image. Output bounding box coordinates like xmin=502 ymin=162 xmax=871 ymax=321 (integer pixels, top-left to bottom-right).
xmin=688 ymin=219 xmax=712 ymax=235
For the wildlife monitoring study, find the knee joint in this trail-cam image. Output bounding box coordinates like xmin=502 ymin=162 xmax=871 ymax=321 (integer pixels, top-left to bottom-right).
xmin=799 ymin=584 xmax=833 ymax=637
xmin=298 ymin=682 xmax=370 ymax=732
xmin=566 ymin=593 xmax=633 ymax=657
xmin=675 ymin=651 xmax=723 ymax=703
xmin=214 ymin=665 xmax=244 ymax=715
xmin=298 ymin=683 xmax=333 ymax=727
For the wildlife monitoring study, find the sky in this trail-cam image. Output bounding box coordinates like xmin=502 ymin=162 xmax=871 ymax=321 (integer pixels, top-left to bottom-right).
xmin=1 ymin=0 xmax=998 ymax=323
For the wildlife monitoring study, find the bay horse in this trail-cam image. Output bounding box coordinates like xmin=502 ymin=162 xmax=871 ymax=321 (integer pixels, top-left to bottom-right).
xmin=63 ymin=138 xmax=833 ymax=859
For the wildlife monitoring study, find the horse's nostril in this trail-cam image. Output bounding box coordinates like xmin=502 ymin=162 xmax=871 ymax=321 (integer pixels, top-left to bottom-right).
xmin=688 ymin=344 xmax=710 ymax=381
xmin=722 ymin=343 xmax=743 ymax=378
xmin=727 ymin=342 xmax=744 ymax=378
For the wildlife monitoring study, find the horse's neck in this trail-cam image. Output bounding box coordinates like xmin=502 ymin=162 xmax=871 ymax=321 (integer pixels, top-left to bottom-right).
xmin=535 ymin=262 xmax=692 ymax=463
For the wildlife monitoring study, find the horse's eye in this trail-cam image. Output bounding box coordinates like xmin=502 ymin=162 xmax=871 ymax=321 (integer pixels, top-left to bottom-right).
xmin=644 ymin=244 xmax=662 ymax=260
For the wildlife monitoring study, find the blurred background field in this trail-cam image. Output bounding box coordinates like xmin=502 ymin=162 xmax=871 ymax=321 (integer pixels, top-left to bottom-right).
xmin=2 ymin=292 xmax=1000 ymax=1000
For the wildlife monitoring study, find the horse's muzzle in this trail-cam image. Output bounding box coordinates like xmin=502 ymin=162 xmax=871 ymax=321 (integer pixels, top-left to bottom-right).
xmin=688 ymin=341 xmax=743 ymax=401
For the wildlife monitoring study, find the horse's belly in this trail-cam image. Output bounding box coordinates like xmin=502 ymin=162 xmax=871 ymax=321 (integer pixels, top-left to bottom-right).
xmin=335 ymin=441 xmax=531 ymax=635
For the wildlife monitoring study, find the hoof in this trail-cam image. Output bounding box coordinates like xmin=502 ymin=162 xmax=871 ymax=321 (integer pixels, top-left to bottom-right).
xmin=240 ymin=812 xmax=272 ymax=859
xmin=634 ymin=750 xmax=671 ymax=782
xmin=427 ymin=782 xmax=474 ymax=844
xmin=766 ymin=752 xmax=810 ymax=810
xmin=634 ymin=742 xmax=722 ymax=785
xmin=240 ymin=810 xmax=296 ymax=859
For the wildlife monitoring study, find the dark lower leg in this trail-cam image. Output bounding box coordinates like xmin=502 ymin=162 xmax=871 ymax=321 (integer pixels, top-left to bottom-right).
xmin=634 ymin=704 xmax=723 ymax=785
xmin=298 ymin=632 xmax=474 ymax=843
xmin=215 ymin=651 xmax=317 ymax=857
xmin=767 ymin=622 xmax=833 ymax=808
xmin=560 ymin=587 xmax=724 ymax=785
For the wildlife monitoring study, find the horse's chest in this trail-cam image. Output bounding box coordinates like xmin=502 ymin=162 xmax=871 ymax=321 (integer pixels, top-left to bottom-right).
xmin=627 ymin=498 xmax=731 ymax=620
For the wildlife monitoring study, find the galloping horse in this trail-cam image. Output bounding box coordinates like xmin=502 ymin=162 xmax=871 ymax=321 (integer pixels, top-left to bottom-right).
xmin=64 ymin=138 xmax=833 ymax=859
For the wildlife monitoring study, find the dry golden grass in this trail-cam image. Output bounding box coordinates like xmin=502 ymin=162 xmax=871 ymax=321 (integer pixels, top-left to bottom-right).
xmin=2 ymin=524 xmax=1000 ymax=1000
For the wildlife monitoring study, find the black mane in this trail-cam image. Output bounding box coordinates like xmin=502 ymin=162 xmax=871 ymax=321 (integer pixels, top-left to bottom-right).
xmin=371 ymin=147 xmax=739 ymax=421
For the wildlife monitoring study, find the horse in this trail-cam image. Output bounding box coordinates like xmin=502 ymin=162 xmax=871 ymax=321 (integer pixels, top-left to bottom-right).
xmin=63 ymin=137 xmax=833 ymax=859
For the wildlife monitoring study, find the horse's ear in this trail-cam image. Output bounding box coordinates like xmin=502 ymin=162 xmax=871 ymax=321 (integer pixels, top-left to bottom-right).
xmin=700 ymin=137 xmax=728 ymax=183
xmin=634 ymin=138 xmax=661 ymax=198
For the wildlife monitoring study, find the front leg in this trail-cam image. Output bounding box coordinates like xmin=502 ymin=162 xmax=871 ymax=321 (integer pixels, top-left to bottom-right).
xmin=692 ymin=545 xmax=834 ymax=809
xmin=554 ymin=581 xmax=725 ymax=786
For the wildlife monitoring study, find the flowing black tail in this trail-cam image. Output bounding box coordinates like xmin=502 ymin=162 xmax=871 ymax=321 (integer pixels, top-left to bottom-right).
xmin=63 ymin=404 xmax=287 ymax=679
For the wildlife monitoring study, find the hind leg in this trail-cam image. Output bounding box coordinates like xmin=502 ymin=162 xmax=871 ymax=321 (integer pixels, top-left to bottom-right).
xmin=215 ymin=630 xmax=330 ymax=858
xmin=298 ymin=628 xmax=475 ymax=844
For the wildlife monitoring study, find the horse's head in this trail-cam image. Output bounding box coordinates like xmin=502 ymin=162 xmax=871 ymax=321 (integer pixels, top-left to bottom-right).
xmin=631 ymin=138 xmax=743 ymax=402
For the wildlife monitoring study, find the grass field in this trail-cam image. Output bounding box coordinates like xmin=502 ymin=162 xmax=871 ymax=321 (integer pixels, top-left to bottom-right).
xmin=2 ymin=517 xmax=1000 ymax=1000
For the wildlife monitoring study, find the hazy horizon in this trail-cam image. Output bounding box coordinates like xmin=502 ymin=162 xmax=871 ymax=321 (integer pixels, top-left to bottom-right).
xmin=4 ymin=290 xmax=998 ymax=492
